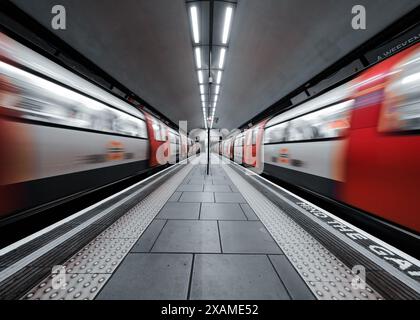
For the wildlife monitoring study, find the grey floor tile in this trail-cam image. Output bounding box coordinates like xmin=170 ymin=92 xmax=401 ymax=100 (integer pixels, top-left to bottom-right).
xmin=204 ymin=184 xmax=232 ymax=192
xmin=212 ymin=179 xmax=231 ymax=185
xmin=215 ymin=192 xmax=246 ymax=203
xmin=219 ymin=221 xmax=282 ymax=254
xmin=230 ymin=184 xmax=240 ymax=192
xmin=167 ymin=192 xmax=182 ymax=202
xmin=177 ymin=184 xmax=204 ymax=192
xmin=152 ymin=220 xmax=221 ymax=253
xmin=269 ymin=255 xmax=315 ymax=300
xmin=200 ymin=203 xmax=247 ymax=220
xmin=131 ymin=220 xmax=167 ymax=252
xmin=157 ymin=202 xmax=200 ymax=220
xmin=188 ymin=179 xmax=205 ymax=185
xmin=179 ymin=192 xmax=214 ymax=203
xmin=240 ymin=203 xmax=259 ymax=220
xmin=96 ymin=254 xmax=192 ymax=300
xmin=190 ymin=254 xmax=290 ymax=300
xmin=190 ymin=173 xmax=203 ymax=177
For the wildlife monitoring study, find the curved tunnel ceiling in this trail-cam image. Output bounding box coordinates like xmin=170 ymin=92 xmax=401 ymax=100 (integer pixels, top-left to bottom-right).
xmin=11 ymin=0 xmax=420 ymax=130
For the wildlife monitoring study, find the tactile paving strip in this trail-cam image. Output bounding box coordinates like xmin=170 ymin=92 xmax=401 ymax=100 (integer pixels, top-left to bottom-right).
xmin=22 ymin=161 xmax=196 ymax=300
xmin=222 ymin=162 xmax=383 ymax=300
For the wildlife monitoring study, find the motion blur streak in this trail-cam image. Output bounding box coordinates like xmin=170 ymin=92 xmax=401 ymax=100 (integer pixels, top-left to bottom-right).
xmin=0 ymin=32 xmax=199 ymax=220
xmin=219 ymin=43 xmax=420 ymax=234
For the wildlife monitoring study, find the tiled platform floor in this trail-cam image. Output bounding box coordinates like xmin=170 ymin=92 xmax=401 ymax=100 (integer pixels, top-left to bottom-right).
xmin=97 ymin=163 xmax=314 ymax=300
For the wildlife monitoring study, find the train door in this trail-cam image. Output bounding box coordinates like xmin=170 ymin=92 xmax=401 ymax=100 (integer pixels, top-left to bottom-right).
xmin=227 ymin=138 xmax=233 ymax=160
xmin=243 ymin=120 xmax=268 ymax=170
xmin=145 ymin=113 xmax=169 ymax=167
xmin=168 ymin=130 xmax=178 ymax=164
xmin=180 ymin=134 xmax=187 ymax=161
xmin=342 ymin=45 xmax=420 ymax=233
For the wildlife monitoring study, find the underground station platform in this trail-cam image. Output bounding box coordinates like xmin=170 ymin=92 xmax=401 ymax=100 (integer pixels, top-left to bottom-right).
xmin=0 ymin=0 xmax=419 ymax=312
xmin=0 ymin=154 xmax=418 ymax=301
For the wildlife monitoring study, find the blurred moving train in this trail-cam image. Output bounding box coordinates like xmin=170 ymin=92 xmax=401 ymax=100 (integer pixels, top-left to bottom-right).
xmin=0 ymin=32 xmax=199 ymax=222
xmin=219 ymin=43 xmax=420 ymax=235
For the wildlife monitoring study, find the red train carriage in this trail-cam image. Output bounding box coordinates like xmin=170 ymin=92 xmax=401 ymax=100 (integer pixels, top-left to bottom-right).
xmin=222 ymin=43 xmax=420 ymax=234
xmin=342 ymin=44 xmax=420 ymax=233
xmin=0 ymin=32 xmax=189 ymax=222
xmin=144 ymin=112 xmax=170 ymax=167
xmin=243 ymin=120 xmax=268 ymax=172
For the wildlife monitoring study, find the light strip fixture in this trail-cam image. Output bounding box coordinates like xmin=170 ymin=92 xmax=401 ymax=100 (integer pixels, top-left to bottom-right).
xmin=188 ymin=3 xmax=234 ymax=129
xmin=190 ymin=6 xmax=200 ymax=44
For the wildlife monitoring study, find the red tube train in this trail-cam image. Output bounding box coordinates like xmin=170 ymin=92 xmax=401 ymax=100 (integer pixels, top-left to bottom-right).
xmin=221 ymin=43 xmax=420 ymax=235
xmin=0 ymin=33 xmax=199 ymax=222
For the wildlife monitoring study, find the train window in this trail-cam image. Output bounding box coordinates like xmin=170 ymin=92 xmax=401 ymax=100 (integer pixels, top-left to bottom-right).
xmin=286 ymin=100 xmax=352 ymax=141
xmin=115 ymin=114 xmax=139 ymax=137
xmin=235 ymin=135 xmax=243 ymax=147
xmin=380 ymin=50 xmax=420 ymax=133
xmin=137 ymin=119 xmax=148 ymax=138
xmin=161 ymin=126 xmax=168 ymax=141
xmin=287 ymin=118 xmax=312 ymax=141
xmin=245 ymin=130 xmax=253 ymax=145
xmin=169 ymin=131 xmax=177 ymax=143
xmin=264 ymin=100 xmax=352 ymax=143
xmin=252 ymin=129 xmax=258 ymax=145
xmin=152 ymin=121 xmax=164 ymax=141
xmin=0 ymin=64 xmax=69 ymax=125
xmin=71 ymin=104 xmax=93 ymax=129
xmin=264 ymin=122 xmax=289 ymax=144
xmin=0 ymin=61 xmax=148 ymax=138
xmin=99 ymin=109 xmax=117 ymax=133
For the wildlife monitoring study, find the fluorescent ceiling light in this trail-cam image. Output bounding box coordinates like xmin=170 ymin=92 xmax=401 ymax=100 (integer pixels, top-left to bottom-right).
xmin=213 ymin=101 xmax=217 ymax=108
xmin=200 ymin=85 xmax=205 ymax=95
xmin=214 ymin=94 xmax=219 ymax=102
xmin=190 ymin=6 xmax=200 ymax=44
xmin=222 ymin=7 xmax=233 ymax=44
xmin=201 ymin=94 xmax=206 ymax=102
xmin=216 ymin=71 xmax=222 ymax=84
xmin=198 ymin=70 xmax=203 ymax=84
xmin=215 ymin=85 xmax=220 ymax=95
xmin=219 ymin=48 xmax=226 ymax=69
xmin=195 ymin=47 xmax=202 ymax=69
xmin=202 ymin=101 xmax=206 ymax=108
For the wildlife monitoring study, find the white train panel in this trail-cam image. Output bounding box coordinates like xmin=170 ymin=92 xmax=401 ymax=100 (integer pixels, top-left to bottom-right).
xmin=2 ymin=120 xmax=149 ymax=185
xmin=263 ymin=140 xmax=345 ymax=181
